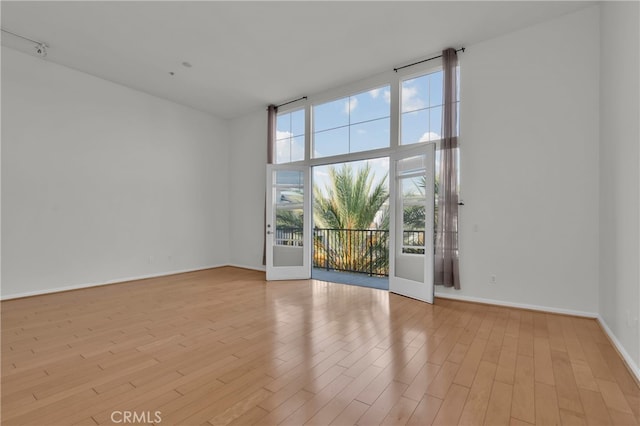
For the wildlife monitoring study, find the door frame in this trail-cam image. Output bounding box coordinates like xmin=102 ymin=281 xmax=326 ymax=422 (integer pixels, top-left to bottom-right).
xmin=265 ymin=164 xmax=311 ymax=281
xmin=388 ymin=144 xmax=436 ymax=303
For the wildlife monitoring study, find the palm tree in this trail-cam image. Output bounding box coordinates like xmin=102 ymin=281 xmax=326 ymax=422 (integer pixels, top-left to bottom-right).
xmin=314 ymin=163 xmax=389 ymax=275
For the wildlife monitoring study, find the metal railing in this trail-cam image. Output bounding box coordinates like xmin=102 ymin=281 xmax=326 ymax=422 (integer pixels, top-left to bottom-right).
xmin=275 ymin=227 xmax=426 ymax=277
xmin=313 ymin=228 xmax=390 ymax=277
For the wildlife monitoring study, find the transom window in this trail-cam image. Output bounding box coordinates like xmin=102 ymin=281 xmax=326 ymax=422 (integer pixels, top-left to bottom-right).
xmin=273 ymin=63 xmax=459 ymax=165
xmin=313 ymin=85 xmax=390 ymax=158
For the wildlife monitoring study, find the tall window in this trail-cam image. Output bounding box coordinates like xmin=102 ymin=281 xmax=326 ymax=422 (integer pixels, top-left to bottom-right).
xmin=401 ymin=70 xmax=444 ymax=145
xmin=275 ymin=109 xmax=305 ymax=164
xmin=313 ymin=85 xmax=390 ymax=158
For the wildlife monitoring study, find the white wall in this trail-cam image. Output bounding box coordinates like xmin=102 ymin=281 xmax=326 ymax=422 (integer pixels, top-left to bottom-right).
xmin=229 ymin=6 xmax=602 ymax=315
xmin=437 ymin=6 xmax=601 ymax=315
xmin=228 ymin=109 xmax=267 ymax=270
xmin=1 ymin=47 xmax=230 ymax=298
xmin=599 ymin=1 xmax=640 ymax=371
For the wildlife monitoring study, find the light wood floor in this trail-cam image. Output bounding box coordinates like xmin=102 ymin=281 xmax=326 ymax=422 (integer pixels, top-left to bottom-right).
xmin=2 ymin=267 xmax=638 ymax=426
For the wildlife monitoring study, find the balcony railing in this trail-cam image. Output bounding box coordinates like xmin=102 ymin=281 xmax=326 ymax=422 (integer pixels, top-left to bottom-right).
xmin=275 ymin=227 xmax=426 ymax=277
xmin=314 ymin=228 xmax=389 ymax=277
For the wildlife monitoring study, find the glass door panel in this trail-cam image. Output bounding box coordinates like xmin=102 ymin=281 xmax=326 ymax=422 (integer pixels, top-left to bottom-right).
xmin=389 ymin=145 xmax=435 ymax=302
xmin=266 ymin=165 xmax=310 ymax=280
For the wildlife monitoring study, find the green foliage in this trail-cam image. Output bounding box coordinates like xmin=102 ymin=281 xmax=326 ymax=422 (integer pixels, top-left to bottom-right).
xmin=313 ymin=163 xmax=388 ymax=230
xmin=313 ymin=164 xmax=389 ymax=275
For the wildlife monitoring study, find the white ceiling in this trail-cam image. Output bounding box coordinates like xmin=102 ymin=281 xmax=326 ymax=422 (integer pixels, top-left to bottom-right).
xmin=2 ymin=1 xmax=595 ymax=119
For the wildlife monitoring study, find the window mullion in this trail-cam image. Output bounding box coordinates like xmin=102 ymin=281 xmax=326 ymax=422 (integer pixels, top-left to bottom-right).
xmin=389 ymin=77 xmax=400 ymax=150
xmin=304 ymin=103 xmax=311 ymax=164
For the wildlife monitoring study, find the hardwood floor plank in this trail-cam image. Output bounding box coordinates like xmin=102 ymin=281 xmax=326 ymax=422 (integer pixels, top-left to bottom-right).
xmin=559 ymin=408 xmax=587 ymax=426
xmin=511 ymin=355 xmax=535 ymax=424
xmin=551 ymin=349 xmax=584 ymax=414
xmin=328 ymin=400 xmax=370 ymax=426
xmin=484 ymin=381 xmax=513 ymax=426
xmin=458 ymin=360 xmax=497 ymax=425
xmin=495 ymin=335 xmax=518 ymax=385
xmin=533 ymin=337 xmax=555 ymax=386
xmin=406 ymin=394 xmax=442 ymax=426
xmin=578 ymin=388 xmax=613 ymax=426
xmin=426 ymin=360 xmax=461 ymax=400
xmin=535 ymin=382 xmax=561 ymax=426
xmin=453 ymin=335 xmax=489 ymax=388
xmin=256 ymin=389 xmax=315 ymax=425
xmin=431 ymin=383 xmax=469 ymax=426
xmin=596 ymin=379 xmax=636 ymax=416
xmin=279 ymin=374 xmax=353 ymax=426
xmin=380 ymin=396 xmax=419 ymax=426
xmin=403 ymin=362 xmax=441 ymax=402
xmin=356 ymin=380 xmax=408 ymax=425
xmin=304 ymin=365 xmax=383 ymax=425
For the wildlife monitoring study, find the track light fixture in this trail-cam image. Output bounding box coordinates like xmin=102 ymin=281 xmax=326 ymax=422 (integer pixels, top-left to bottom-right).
xmin=1 ymin=28 xmax=49 ymax=58
xmin=34 ymin=42 xmax=48 ymax=57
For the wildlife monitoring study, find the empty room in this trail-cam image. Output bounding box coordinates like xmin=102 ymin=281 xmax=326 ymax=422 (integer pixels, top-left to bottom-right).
xmin=1 ymin=1 xmax=639 ymax=425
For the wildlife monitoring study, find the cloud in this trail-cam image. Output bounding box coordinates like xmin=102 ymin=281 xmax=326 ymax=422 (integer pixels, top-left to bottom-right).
xmin=383 ymin=90 xmax=391 ymax=104
xmin=276 ymin=130 xmax=292 ymax=140
xmin=402 ymin=86 xmax=426 ymax=112
xmin=275 ymin=131 xmax=304 ymax=163
xmin=419 ymin=131 xmax=441 ymax=142
xmin=369 ymin=88 xmax=380 ymax=99
xmin=344 ymin=97 xmax=358 ymax=114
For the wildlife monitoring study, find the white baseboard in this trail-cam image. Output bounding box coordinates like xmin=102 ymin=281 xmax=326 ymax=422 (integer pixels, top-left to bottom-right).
xmin=227 ymin=263 xmax=266 ymax=272
xmin=434 ymin=291 xmax=598 ymax=318
xmin=596 ymin=315 xmax=640 ymax=383
xmin=1 ymin=264 xmax=228 ymax=300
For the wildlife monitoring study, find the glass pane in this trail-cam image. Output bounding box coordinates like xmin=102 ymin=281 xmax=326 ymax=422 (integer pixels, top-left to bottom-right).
xmin=274 ymin=170 xmax=304 ymax=248
xmin=350 ymin=86 xmax=391 ymax=124
xmin=275 ymin=170 xmax=303 ymax=186
xmin=401 ymin=175 xmax=426 ymax=255
xmin=402 ymin=176 xmax=426 ymax=204
xmin=398 ymin=155 xmax=426 ymax=175
xmin=291 ymin=109 xmax=305 ymax=137
xmin=275 ymin=137 xmax=291 ymax=164
xmin=456 ymin=66 xmax=461 ymax=102
xmin=429 ymin=71 xmax=443 ymax=107
xmin=349 ymin=118 xmax=390 ymax=153
xmin=429 ymin=106 xmax=442 ymax=141
xmin=401 ymin=75 xmax=428 ymax=113
xmin=314 ymin=97 xmax=349 ymax=132
xmin=276 ymin=110 xmax=305 ymax=164
xmin=313 ymin=127 xmax=349 ymax=158
xmin=276 ymin=113 xmax=291 ymax=139
xmin=401 ymin=109 xmax=428 ymax=145
xmin=291 ymin=136 xmax=304 ymax=162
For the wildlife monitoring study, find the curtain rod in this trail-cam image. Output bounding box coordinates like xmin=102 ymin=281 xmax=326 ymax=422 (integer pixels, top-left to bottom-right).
xmin=274 ymin=96 xmax=307 ymax=109
xmin=394 ymin=47 xmax=465 ymax=72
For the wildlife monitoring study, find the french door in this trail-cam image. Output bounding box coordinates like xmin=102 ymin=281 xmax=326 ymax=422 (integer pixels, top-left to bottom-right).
xmin=265 ymin=165 xmax=311 ymax=280
xmin=389 ymin=145 xmax=436 ymax=303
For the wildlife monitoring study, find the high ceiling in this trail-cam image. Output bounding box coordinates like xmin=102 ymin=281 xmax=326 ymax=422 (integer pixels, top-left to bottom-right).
xmin=2 ymin=1 xmax=594 ymax=119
